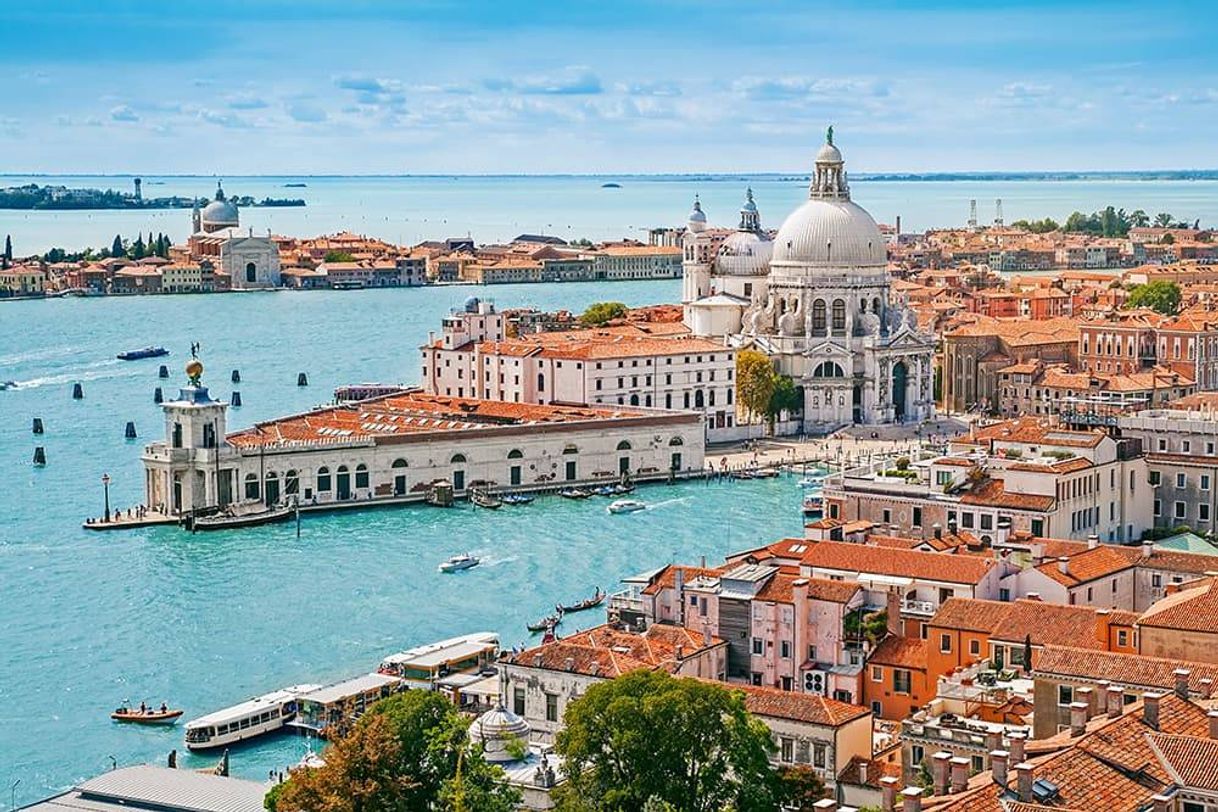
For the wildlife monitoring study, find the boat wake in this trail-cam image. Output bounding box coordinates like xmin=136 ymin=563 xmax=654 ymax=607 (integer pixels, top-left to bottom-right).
xmin=0 ymin=345 xmax=80 ymax=368
xmin=644 ymin=497 xmax=691 ymax=511
xmin=14 ymin=359 xmax=138 ymax=390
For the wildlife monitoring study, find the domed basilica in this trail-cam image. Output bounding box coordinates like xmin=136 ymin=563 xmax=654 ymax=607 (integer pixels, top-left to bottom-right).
xmin=682 ymin=130 xmax=935 ymax=432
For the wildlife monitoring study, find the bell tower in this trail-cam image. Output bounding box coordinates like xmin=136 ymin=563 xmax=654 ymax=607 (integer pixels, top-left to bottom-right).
xmin=682 ymin=196 xmax=713 ymax=309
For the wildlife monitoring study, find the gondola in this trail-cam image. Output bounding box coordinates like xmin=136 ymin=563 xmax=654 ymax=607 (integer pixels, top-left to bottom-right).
xmin=527 ymin=608 xmax=563 ymax=633
xmin=557 ymin=588 xmax=605 ymax=614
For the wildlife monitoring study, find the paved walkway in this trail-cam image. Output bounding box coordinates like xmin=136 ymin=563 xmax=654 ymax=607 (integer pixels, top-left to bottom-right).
xmin=81 ymin=508 xmax=175 ymax=531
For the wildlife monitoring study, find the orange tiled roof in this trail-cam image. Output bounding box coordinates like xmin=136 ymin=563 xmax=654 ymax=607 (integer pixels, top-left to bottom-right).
xmin=869 ymin=635 xmax=927 ymax=670
xmin=1035 ymin=545 xmax=1137 ymax=587
xmin=640 ymin=564 xmax=726 ymax=597
xmin=801 ymin=541 xmax=997 ymax=585
xmin=1034 ymin=645 xmax=1218 ymax=696
xmin=959 ymin=479 xmax=1055 ymax=512
xmin=989 ymin=600 xmax=1108 ymax=649
xmin=728 ymin=681 xmax=871 ymax=727
xmin=928 ymin=598 xmax=1011 ymax=634
xmin=1138 ymin=576 xmax=1218 ymax=632
xmin=510 ymin=623 xmax=724 ymax=678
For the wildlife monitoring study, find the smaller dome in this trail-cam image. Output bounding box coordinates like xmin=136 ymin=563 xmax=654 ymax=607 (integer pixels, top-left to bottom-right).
xmin=688 ymin=197 xmax=707 ymax=224
xmin=715 ymin=230 xmax=773 ymax=276
xmin=470 ymin=705 xmax=531 ymax=764
xmin=740 ymin=188 xmax=757 ymax=214
xmin=816 ymin=142 xmax=843 ymax=164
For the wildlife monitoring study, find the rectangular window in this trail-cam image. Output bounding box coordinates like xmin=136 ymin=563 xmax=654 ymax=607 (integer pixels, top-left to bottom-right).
xmin=1150 ymin=470 xmax=1161 ymax=486
xmin=796 ymin=740 xmax=810 ymax=764
xmin=780 ymin=737 xmax=794 ymax=763
xmin=1177 ymin=473 xmax=1187 ymax=488
xmin=1117 ymin=630 xmax=1128 ymax=646
xmin=1204 ymin=475 xmax=1212 ymax=491
xmin=913 ymin=506 xmax=922 ymax=527
xmin=1031 ymin=519 xmax=1044 ymax=536
xmin=871 ymin=665 xmax=883 ymax=683
xmin=1058 ymin=685 xmax=1073 ymax=706
xmin=1175 ymin=501 xmax=1187 ymax=520
xmin=981 ymin=514 xmax=993 ymax=531
xmin=893 ymin=669 xmax=912 ymax=695
xmin=962 ymin=513 xmax=975 ymax=529
xmin=513 ymin=687 xmax=525 ymax=716
xmin=1152 ymin=573 xmax=1163 ymax=588
xmin=1202 ymin=504 xmax=1211 ymax=522
xmin=940 ymin=633 xmax=952 ymax=653
xmin=752 ymin=638 xmax=763 ymax=655
xmin=882 ymin=509 xmax=891 ymax=524
xmin=1154 ymin=499 xmax=1162 ymax=517
xmin=969 ymin=639 xmax=980 ymax=656
xmin=813 ymin=742 xmax=826 ymax=769
xmin=780 ymin=640 xmax=791 ymax=659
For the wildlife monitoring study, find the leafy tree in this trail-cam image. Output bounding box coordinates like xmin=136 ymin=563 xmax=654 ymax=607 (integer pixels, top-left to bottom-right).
xmin=736 ymin=349 xmax=777 ymax=425
xmin=132 ymin=234 xmax=146 ymax=260
xmin=774 ymin=766 xmax=828 ymax=810
xmin=767 ymin=374 xmax=801 ymax=427
xmin=1125 ymin=280 xmax=1181 ymax=315
xmin=271 ymin=690 xmax=519 ymax=812
xmin=553 ymin=670 xmax=784 ymax=812
xmin=1154 ymin=212 xmax=1174 ymax=228
xmin=3 ymin=234 xmax=11 ymax=261
xmin=1010 ymin=217 xmax=1059 ymax=234
xmin=1130 ymin=209 xmax=1150 ymax=228
xmin=1161 ymin=232 xmax=1175 ymax=245
xmin=111 ymin=234 xmax=125 ymax=258
xmin=578 ymin=301 xmax=628 ymax=326
xmin=324 ymin=250 xmax=357 ymax=263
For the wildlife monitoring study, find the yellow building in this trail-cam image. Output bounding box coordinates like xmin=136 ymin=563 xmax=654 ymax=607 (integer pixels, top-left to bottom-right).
xmin=0 ymin=263 xmax=47 ymax=297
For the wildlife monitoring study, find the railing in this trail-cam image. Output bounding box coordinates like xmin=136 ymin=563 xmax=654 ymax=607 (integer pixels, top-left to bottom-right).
xmin=901 ymin=598 xmax=937 ymax=616
xmin=608 ymin=590 xmax=644 ymax=615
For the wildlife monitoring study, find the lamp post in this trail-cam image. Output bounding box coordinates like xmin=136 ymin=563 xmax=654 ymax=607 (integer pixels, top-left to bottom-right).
xmin=101 ymin=473 xmax=111 ymax=523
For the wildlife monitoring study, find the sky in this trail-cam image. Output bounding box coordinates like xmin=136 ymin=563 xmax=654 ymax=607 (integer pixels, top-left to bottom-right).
xmin=2 ymin=0 xmax=1217 ymax=174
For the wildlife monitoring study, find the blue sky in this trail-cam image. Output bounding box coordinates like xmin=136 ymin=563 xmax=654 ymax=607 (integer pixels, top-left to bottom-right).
xmin=2 ymin=0 xmax=1217 ymax=174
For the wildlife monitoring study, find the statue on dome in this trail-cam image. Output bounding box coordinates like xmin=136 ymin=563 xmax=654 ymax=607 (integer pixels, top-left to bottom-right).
xmin=827 ymin=125 xmax=834 ymax=146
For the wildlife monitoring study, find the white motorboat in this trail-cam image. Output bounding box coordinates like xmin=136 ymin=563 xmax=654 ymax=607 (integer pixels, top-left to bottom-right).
xmin=607 ymin=499 xmax=646 ymax=514
xmin=439 ymin=553 xmax=480 ymax=573
xmin=798 ymin=475 xmax=826 ymax=489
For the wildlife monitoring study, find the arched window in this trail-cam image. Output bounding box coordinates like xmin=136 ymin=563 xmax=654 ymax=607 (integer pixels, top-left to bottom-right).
xmin=355 ymin=463 xmax=369 ymax=489
xmin=708 ymin=389 xmax=716 ymax=406
xmin=392 ymin=458 xmax=408 ymax=468
xmin=669 ymin=436 xmax=684 ymax=446
xmin=872 ymin=297 xmax=882 ymax=314
xmin=684 ymin=392 xmax=691 ymax=409
xmin=317 ymin=466 xmax=331 ymax=491
xmin=645 ymin=394 xmax=652 ymax=407
xmin=264 ymin=471 xmax=280 ymax=505
xmin=813 ymin=361 xmax=845 ymax=378
xmin=285 ymin=469 xmax=299 ymax=495
xmin=537 ymin=373 xmax=545 ymax=392
xmin=562 ymin=444 xmax=578 ymax=455
xmin=629 ymin=394 xmax=639 ymax=406
xmin=244 ymin=473 xmax=260 ymax=499
xmin=451 ymin=453 xmax=467 ymax=464
xmin=245 ymin=262 xmax=257 ymax=284
xmin=812 ymin=299 xmax=827 ymax=334
xmin=616 ymin=440 xmax=632 ymax=451
xmin=694 ymin=390 xmax=705 ymax=408
xmin=507 ymin=449 xmax=524 ymax=459
xmin=831 ymin=299 xmax=846 ymax=331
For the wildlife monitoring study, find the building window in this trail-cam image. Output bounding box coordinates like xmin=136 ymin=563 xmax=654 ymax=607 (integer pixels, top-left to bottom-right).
xmin=911 ymin=745 xmax=924 ymax=765
xmin=871 ymin=665 xmax=883 ymax=683
xmin=913 ymin=506 xmax=922 ymax=527
xmin=1202 ymin=504 xmax=1211 ymax=522
xmin=317 ymin=467 xmax=331 ymax=491
xmin=1154 ymin=499 xmax=1161 ymax=517
xmin=780 ymin=737 xmax=794 ymax=763
xmin=882 ymin=509 xmax=891 ymax=524
xmin=1058 ymin=685 xmax=1073 ymax=706
xmin=1118 ymin=630 xmax=1128 ymax=647
xmin=1204 ymin=475 xmax=1212 ymax=491
xmin=513 ymin=687 xmax=525 ymax=716
xmin=354 ymin=463 xmax=369 ymax=489
xmin=1177 ymin=473 xmax=1187 ymax=488
xmin=969 ymin=639 xmax=980 ymax=656
xmin=813 ymin=742 xmax=827 ymax=769
xmin=780 ymin=640 xmax=791 ymax=659
xmin=1175 ymin=501 xmax=1187 ymax=520
xmin=940 ymin=634 xmax=952 ymax=653
xmin=1150 ymin=471 xmax=1161 ymax=486
xmin=752 ymin=638 xmax=763 ymax=655
xmin=1031 ymin=519 xmax=1044 ymax=537
xmin=545 ymin=693 xmax=559 ymax=723
xmin=893 ymin=669 xmax=912 ymax=695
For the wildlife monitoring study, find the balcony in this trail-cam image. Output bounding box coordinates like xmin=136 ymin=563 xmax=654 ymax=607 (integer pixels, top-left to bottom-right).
xmin=901 ymin=598 xmax=937 ymax=616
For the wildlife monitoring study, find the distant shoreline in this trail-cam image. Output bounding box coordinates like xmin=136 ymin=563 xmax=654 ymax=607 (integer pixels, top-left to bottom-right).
xmin=2 ymin=171 xmax=1218 ymax=183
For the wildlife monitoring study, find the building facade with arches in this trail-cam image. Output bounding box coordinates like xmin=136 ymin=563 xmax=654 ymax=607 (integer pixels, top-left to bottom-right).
xmin=682 ymin=132 xmax=935 ymax=433
xmin=142 ymin=370 xmax=704 ymax=515
xmin=181 ymin=181 xmax=282 ymax=289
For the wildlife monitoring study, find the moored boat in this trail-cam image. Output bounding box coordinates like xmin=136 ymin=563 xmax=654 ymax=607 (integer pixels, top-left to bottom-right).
xmin=527 ymin=608 xmax=563 ymax=633
xmin=501 ymin=493 xmax=534 ymax=505
xmin=117 ymin=346 xmax=169 ymax=361
xmin=184 ymin=686 xmax=318 ymax=751
xmin=190 ymin=500 xmax=292 ymax=531
xmin=439 ymin=553 xmax=480 ymax=573
xmin=470 ymin=489 xmax=502 ymax=510
xmin=557 ymin=588 xmax=605 ymax=614
xmin=559 ymin=487 xmax=591 ymax=500
xmin=802 ymin=492 xmax=825 ymax=519
xmin=607 ymin=499 xmax=646 ymax=514
xmin=798 ymin=475 xmax=826 ymax=489
xmin=111 ymin=704 xmax=183 ymax=725
xmin=612 ymin=483 xmax=635 ymax=494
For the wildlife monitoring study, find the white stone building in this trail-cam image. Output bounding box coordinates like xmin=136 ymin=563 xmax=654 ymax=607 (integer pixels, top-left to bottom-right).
xmin=683 ymin=132 xmax=936 ymax=433
xmin=142 ymin=364 xmax=705 ymax=515
xmin=185 ymin=182 xmax=281 ymax=289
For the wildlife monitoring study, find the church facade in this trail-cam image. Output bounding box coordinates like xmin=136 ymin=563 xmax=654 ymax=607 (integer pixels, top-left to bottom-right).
xmin=185 ymin=182 xmax=281 ymax=289
xmin=683 ymin=132 xmax=935 ymax=433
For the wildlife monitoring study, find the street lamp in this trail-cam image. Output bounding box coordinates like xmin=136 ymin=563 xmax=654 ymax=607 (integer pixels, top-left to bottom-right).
xmin=101 ymin=473 xmax=111 ymax=523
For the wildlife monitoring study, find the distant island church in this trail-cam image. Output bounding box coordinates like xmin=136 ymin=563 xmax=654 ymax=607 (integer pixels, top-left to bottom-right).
xmin=169 ymin=181 xmax=281 ymax=289
xmin=681 ymin=130 xmax=935 ymax=432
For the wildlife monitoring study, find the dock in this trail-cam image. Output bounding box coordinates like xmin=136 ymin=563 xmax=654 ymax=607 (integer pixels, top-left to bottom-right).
xmin=82 ymin=509 xmax=176 ymax=532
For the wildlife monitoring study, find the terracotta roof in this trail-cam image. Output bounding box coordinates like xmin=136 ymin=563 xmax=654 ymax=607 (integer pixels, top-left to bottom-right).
xmin=929 ymin=598 xmax=1011 ymax=634
xmin=1139 ymin=576 xmax=1218 ymax=632
xmin=869 ymin=635 xmax=927 ymax=670
xmin=728 ymin=682 xmax=871 ymax=727
xmin=640 ymin=564 xmax=726 ymax=597
xmin=1035 ymin=546 xmax=1137 ymax=587
xmin=959 ymin=479 xmax=1056 ymax=512
xmin=801 ymin=541 xmax=997 ymax=585
xmin=990 ymin=600 xmax=1108 ymax=650
xmin=509 ymin=623 xmax=724 ymax=678
xmin=805 ymin=577 xmax=863 ymax=604
xmin=837 ymin=755 xmax=903 ymax=788
xmin=1147 ymin=733 xmax=1218 ymax=791
xmin=1034 ymin=645 xmax=1218 ymax=696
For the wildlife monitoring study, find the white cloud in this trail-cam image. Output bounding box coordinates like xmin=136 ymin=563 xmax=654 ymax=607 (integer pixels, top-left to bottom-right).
xmin=484 ymin=66 xmax=602 ymax=95
xmin=109 ymin=105 xmax=139 ymax=122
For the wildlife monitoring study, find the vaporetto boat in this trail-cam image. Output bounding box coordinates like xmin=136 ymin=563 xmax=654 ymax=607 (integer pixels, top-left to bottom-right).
xmin=183 ymin=685 xmax=318 ymax=751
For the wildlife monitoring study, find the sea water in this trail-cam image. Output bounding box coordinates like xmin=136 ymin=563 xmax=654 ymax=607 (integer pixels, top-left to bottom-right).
xmin=3 ymin=174 xmax=1218 ymax=255
xmin=0 ymin=281 xmax=812 ymax=802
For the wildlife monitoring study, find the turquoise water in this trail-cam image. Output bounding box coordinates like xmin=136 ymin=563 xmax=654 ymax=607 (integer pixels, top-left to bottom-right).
xmin=0 ymin=282 xmax=808 ymax=803
xmin=4 ymin=174 xmax=1218 ymax=254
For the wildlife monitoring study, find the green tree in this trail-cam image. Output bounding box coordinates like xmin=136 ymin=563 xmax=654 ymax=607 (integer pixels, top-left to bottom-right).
xmin=774 ymin=765 xmax=828 ymax=810
xmin=132 ymin=234 xmax=146 ymax=260
xmin=578 ymin=301 xmax=628 ymax=326
xmin=324 ymin=250 xmax=357 ymax=263
xmin=553 ymin=671 xmax=784 ymax=812
xmin=271 ymin=690 xmax=519 ymax=812
xmin=767 ymin=374 xmax=801 ymax=427
xmin=736 ymin=349 xmax=777 ymax=425
xmin=111 ymin=234 xmax=125 ymax=258
xmin=3 ymin=234 xmax=11 ymax=262
xmin=1161 ymin=232 xmax=1176 ymax=245
xmin=1130 ymin=209 xmax=1150 ymax=228
xmin=1126 ymin=280 xmax=1181 ymax=315
xmin=1154 ymin=212 xmax=1174 ymax=228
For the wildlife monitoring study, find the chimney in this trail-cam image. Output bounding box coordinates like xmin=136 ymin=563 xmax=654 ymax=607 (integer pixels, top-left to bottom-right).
xmin=984 ymin=730 xmax=1002 ymax=753
xmin=1144 ymin=692 xmax=1163 ymax=730
xmin=1058 ymin=557 xmax=1070 ymax=576
xmin=1007 ymin=732 xmax=1026 ymax=765
xmin=880 ymin=776 xmax=900 ymax=812
xmin=1174 ymin=668 xmax=1191 ymax=700
xmin=1087 ymin=534 xmax=1099 ymax=549
xmin=563 ymin=656 xmax=576 ymax=672
xmin=887 ymin=588 xmax=902 ymax=638
xmin=1200 ymin=678 xmax=1214 ymax=698
xmin=858 ymin=759 xmax=869 ymax=785
xmin=675 ymin=644 xmax=685 ymax=660
xmin=1151 ymin=796 xmax=1171 ymax=812
xmin=933 ymin=523 xmax=942 ymax=540
xmin=702 ymin=624 xmax=712 ymax=647
xmin=1207 ymin=709 xmax=1218 ymax=740
xmin=931 ymin=751 xmax=952 ymax=796
xmin=532 ymin=654 xmax=543 ymax=667
xmin=1107 ymin=685 xmax=1124 ymax=718
xmin=1076 ymin=686 xmax=1095 ymax=719
xmin=1142 ymin=540 xmax=1154 ymax=558
xmin=901 ymin=787 xmax=923 ymax=812
xmin=1025 ymin=592 xmax=1041 ymax=601
xmin=949 ymin=756 xmax=969 ymax=793
xmin=1015 ymin=762 xmax=1034 ymax=803
xmin=1069 ymin=701 xmax=1089 ymax=736
xmin=812 ymin=801 xmax=837 ymax=812
xmin=589 ymin=662 xmax=600 ymax=677
xmin=989 ymin=750 xmax=1009 ymax=786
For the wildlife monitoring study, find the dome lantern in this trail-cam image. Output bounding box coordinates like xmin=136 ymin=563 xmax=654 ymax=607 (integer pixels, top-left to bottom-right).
xmin=687 ymin=195 xmax=707 ymax=232
xmin=809 ymin=126 xmax=849 ymax=202
xmin=738 ymin=188 xmax=761 ymax=232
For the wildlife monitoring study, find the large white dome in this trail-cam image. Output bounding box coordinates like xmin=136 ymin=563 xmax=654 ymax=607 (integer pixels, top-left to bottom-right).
xmin=716 ymin=230 xmax=773 ymax=276
xmin=771 ymin=199 xmax=885 ymax=268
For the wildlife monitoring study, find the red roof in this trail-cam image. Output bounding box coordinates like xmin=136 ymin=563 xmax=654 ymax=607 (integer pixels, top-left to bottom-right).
xmin=801 ymin=541 xmax=996 ymax=585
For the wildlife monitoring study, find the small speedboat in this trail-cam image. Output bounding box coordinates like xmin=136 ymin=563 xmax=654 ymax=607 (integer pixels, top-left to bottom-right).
xmin=798 ymin=475 xmax=826 ymax=489
xmin=111 ymin=705 xmax=183 ymax=725
xmin=593 ymin=485 xmax=617 ymax=497
xmin=439 ymin=553 xmax=480 ymax=573
xmin=802 ymin=493 xmax=825 ymax=519
xmin=0 ymin=380 xmax=16 ymax=391
xmin=608 ymin=499 xmax=646 ymax=514
xmin=116 ymin=346 xmax=169 ymax=361
xmin=470 ymin=489 xmax=502 ymax=510
xmin=612 ymin=483 xmax=635 ymax=495
xmin=559 ymin=488 xmax=591 ymax=500
xmin=501 ymin=493 xmax=534 ymax=505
